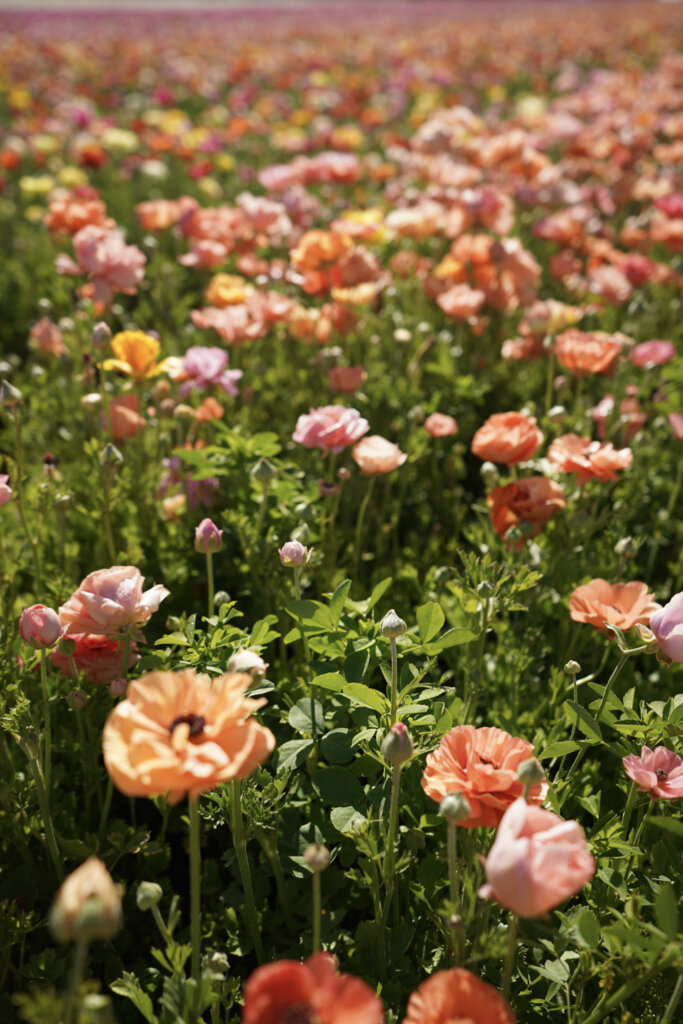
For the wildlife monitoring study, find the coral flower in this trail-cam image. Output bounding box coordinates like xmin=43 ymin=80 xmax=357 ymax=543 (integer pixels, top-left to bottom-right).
xmin=622 ymin=746 xmax=683 ymax=800
xmin=471 ymin=412 xmax=543 ymax=465
xmin=403 ymin=968 xmax=514 ymax=1024
xmin=569 ymin=579 xmax=660 ymax=633
xmin=554 ymin=329 xmax=624 ymax=375
xmin=488 ymin=477 xmax=566 ymax=542
xmin=103 ymin=331 xmax=176 ymax=381
xmin=103 ymin=669 xmax=275 ymax=803
xmin=547 ymin=434 xmax=632 ymax=484
xmin=241 ymin=953 xmax=383 ymax=1024
xmin=424 ymin=413 xmax=458 ymax=438
xmin=104 ymin=393 xmax=146 ymax=442
xmin=51 ymin=634 xmax=139 ymax=685
xmin=293 ymin=405 xmax=369 ymax=454
xmin=352 ymin=435 xmax=407 ymax=475
xmin=422 ymin=725 xmax=546 ymax=828
xmin=29 ymin=318 xmax=68 ymax=358
xmin=328 ymin=365 xmax=368 ymax=394
xmin=59 ymin=565 xmax=169 ymax=637
xmin=479 ymin=798 xmax=595 ymax=917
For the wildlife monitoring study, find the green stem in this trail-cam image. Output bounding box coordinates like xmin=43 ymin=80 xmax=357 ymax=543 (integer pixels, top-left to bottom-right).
xmin=103 ymin=474 xmax=116 ymax=564
xmin=99 ymin=777 xmax=114 ymax=843
xmin=583 ymin=956 xmax=677 ymax=1024
xmin=501 ymin=914 xmax=518 ymax=1000
xmin=382 ymin=764 xmax=403 ymax=918
xmin=621 ymin=780 xmax=637 ymax=839
xmin=352 ymin=477 xmax=375 ymax=583
xmin=294 ymin=567 xmax=311 ymax=666
xmin=662 ymin=974 xmax=683 ymax=1024
xmin=389 ymin=637 xmax=399 ymax=726
xmin=40 ymin=650 xmax=52 ymax=796
xmin=230 ymin=779 xmax=265 ymax=963
xmin=312 ymin=869 xmax=322 ymax=954
xmin=557 ymin=667 xmax=579 ymax=778
xmin=206 ymin=551 xmax=214 ymax=619
xmin=120 ymin=633 xmax=131 ymax=680
xmin=188 ymin=796 xmax=202 ymax=1006
xmin=566 ymin=651 xmax=630 ymax=783
xmin=63 ymin=936 xmax=89 ymax=1024
xmin=152 ymin=904 xmax=174 ymax=949
xmin=23 ymin=744 xmax=63 ymax=881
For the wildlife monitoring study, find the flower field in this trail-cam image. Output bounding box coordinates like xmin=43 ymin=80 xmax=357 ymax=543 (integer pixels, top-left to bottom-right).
xmin=2 ymin=2 xmax=683 ymax=1022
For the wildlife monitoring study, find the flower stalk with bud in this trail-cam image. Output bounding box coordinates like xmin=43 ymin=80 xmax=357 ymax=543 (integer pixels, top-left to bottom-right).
xmin=380 ymin=609 xmax=407 ymax=725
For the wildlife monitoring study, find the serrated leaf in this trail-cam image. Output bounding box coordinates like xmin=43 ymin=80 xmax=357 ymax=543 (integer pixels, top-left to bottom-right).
xmin=416 ymin=602 xmax=445 ymax=643
xmin=111 ymin=973 xmax=158 ymax=1024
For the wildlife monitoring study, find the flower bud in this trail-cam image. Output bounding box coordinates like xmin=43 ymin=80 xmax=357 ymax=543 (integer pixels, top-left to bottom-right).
xmin=92 ymin=322 xmax=112 ymax=350
xmin=81 ymin=994 xmax=117 ymax=1024
xmin=564 ymin=660 xmax=581 ymax=675
xmin=50 ymin=857 xmax=122 ymax=943
xmin=19 ymin=604 xmax=62 ymax=648
xmin=214 ymin=590 xmax=231 ymax=607
xmin=614 ymin=536 xmax=637 ymax=559
xmin=294 ymin=501 xmax=316 ymax=523
xmin=109 ymin=677 xmax=127 ymax=698
xmin=517 ymin=757 xmax=545 ymax=788
xmin=195 ymin=517 xmax=223 ymax=554
xmin=279 ymin=540 xmax=311 ymax=567
xmin=250 ymin=457 xmax=278 ymax=484
xmin=136 ymin=881 xmax=163 ymax=911
xmin=380 ymin=609 xmax=407 ymax=639
xmin=0 ymin=379 xmax=22 ymax=407
xmin=99 ymin=443 xmax=123 ymax=469
xmin=439 ymin=792 xmax=471 ymax=823
xmin=548 ymin=404 xmax=567 ymax=424
xmin=227 ymin=648 xmax=269 ymax=677
xmin=304 ymin=842 xmax=330 ymax=873
xmin=381 ymin=722 xmax=414 ymax=766
xmin=480 ymin=461 xmax=498 ymax=486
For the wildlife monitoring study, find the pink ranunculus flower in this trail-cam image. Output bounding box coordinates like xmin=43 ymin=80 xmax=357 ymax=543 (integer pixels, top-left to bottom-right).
xmin=56 ymin=224 xmax=146 ymax=304
xmin=479 ymin=798 xmax=595 ymax=917
xmin=0 ymin=474 xmax=12 ymax=506
xmin=20 ymin=604 xmax=63 ymax=648
xmin=632 ymin=340 xmax=676 ymax=369
xmin=622 ymin=746 xmax=683 ymax=800
xmin=352 ymin=435 xmax=407 ymax=475
xmin=424 ymin=413 xmax=458 ymax=438
xmin=649 ymin=592 xmax=683 ymax=662
xmin=59 ymin=566 xmax=169 ymax=637
xmin=195 ymin=517 xmax=223 ymax=554
xmin=177 ymin=346 xmax=242 ymax=398
xmin=293 ymin=405 xmax=369 ymax=454
xmin=50 ymin=634 xmax=139 ymax=685
xmin=279 ymin=541 xmax=311 ymax=567
xmin=669 ymin=413 xmax=683 ymax=441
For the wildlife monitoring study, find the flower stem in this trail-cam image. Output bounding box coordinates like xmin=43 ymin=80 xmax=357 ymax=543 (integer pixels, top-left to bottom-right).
xmin=353 ymin=477 xmax=375 ymax=583
xmin=188 ymin=796 xmax=202 ymax=1018
xmin=501 ymin=914 xmax=518 ymax=999
xmin=389 ymin=637 xmax=399 ymax=726
xmin=621 ymin=780 xmax=637 ymax=839
xmin=662 ymin=974 xmax=683 ymax=1024
xmin=382 ymin=764 xmax=403 ymax=920
xmin=447 ymin=819 xmax=459 ymax=906
xmin=63 ymin=936 xmax=89 ymax=1024
xmin=120 ymin=633 xmax=131 ymax=680
xmin=103 ymin=474 xmax=116 ymax=564
xmin=206 ymin=551 xmax=214 ymax=619
xmin=230 ymin=779 xmax=265 ymax=963
xmin=23 ymin=742 xmax=63 ymax=881
xmin=312 ymin=869 xmax=322 ymax=954
xmin=40 ymin=649 xmax=52 ymax=796
xmin=566 ymin=651 xmax=630 ymax=782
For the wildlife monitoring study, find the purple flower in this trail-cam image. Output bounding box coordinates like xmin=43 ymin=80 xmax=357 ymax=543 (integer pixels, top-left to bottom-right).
xmin=649 ymin=592 xmax=683 ymax=663
xmin=179 ymin=346 xmax=242 ymax=398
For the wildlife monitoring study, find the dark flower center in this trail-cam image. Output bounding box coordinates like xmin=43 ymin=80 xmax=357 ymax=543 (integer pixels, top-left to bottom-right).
xmin=169 ymin=713 xmax=206 ymax=738
xmin=655 ymin=768 xmax=668 ymax=780
xmin=280 ymin=1004 xmax=320 ymax=1024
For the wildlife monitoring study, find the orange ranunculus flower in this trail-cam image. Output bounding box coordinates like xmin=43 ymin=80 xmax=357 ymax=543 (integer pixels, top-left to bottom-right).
xmin=195 ymin=396 xmax=224 ymax=422
xmin=471 ymin=412 xmax=543 ymax=465
xmin=45 ymin=194 xmax=115 ymax=235
xmin=554 ymin=328 xmax=624 ymax=375
xmin=204 ymin=273 xmax=255 ymax=307
xmin=547 ymin=434 xmax=632 ymax=484
xmin=102 ymin=331 xmax=178 ymax=381
xmin=103 ymin=669 xmax=275 ymax=803
xmin=488 ymin=476 xmax=566 ymax=542
xmin=290 ymin=230 xmax=353 ymax=272
xmin=422 ymin=725 xmax=547 ymax=828
xmin=569 ymin=579 xmax=660 ymax=633
xmin=103 ymin=393 xmax=146 ymax=441
xmin=403 ymin=968 xmax=514 ymax=1024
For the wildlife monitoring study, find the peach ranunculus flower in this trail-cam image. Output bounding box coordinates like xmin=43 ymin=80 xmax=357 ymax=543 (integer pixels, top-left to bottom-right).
xmin=242 ymin=953 xmax=383 ymax=1024
xmin=403 ymin=968 xmax=514 ymax=1024
xmin=421 ymin=725 xmax=547 ymax=828
xmin=569 ymin=579 xmax=660 ymax=634
xmin=29 ymin=318 xmax=68 ymax=358
xmin=59 ymin=565 xmax=169 ymax=637
xmin=293 ymin=405 xmax=369 ymax=454
xmin=103 ymin=669 xmax=275 ymax=803
xmin=103 ymin=393 xmax=146 ymax=442
xmin=478 ymin=798 xmax=595 ymax=917
xmin=487 ymin=476 xmax=566 ymax=543
xmin=622 ymin=746 xmax=683 ymax=800
xmin=102 ymin=331 xmax=177 ymax=381
xmin=204 ymin=273 xmax=255 ymax=307
xmin=352 ymin=435 xmax=407 ymax=476
xmin=424 ymin=413 xmax=458 ymax=438
xmin=554 ymin=328 xmax=625 ymax=376
xmin=471 ymin=412 xmax=543 ymax=465
xmin=327 ymin=365 xmax=368 ymax=394
xmin=547 ymin=434 xmax=633 ymax=484
xmin=436 ymin=284 xmax=486 ymax=320
xmin=50 ymin=857 xmax=122 ymax=943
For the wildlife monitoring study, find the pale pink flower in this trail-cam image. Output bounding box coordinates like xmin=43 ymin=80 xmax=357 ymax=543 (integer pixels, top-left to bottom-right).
xmin=293 ymin=405 xmax=369 ymax=454
xmin=649 ymin=592 xmax=683 ymax=662
xmin=352 ymin=435 xmax=407 ymax=475
xmin=20 ymin=605 xmax=63 ymax=648
xmin=177 ymin=346 xmax=242 ymax=397
xmin=424 ymin=413 xmax=458 ymax=438
xmin=622 ymin=746 xmax=683 ymax=800
xmin=479 ymin=798 xmax=595 ymax=917
xmin=178 ymin=239 xmax=228 ymax=269
xmin=56 ymin=224 xmax=146 ymax=304
xmin=669 ymin=413 xmax=683 ymax=441
xmin=195 ymin=518 xmax=223 ymax=554
xmin=278 ymin=541 xmax=311 ymax=567
xmin=29 ymin=318 xmax=67 ymax=358
xmin=0 ymin=474 xmax=11 ymax=506
xmin=59 ymin=566 xmax=169 ymax=636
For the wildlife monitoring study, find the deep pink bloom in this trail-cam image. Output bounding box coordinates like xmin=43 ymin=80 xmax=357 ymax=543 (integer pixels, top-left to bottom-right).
xmin=622 ymin=746 xmax=683 ymax=800
xmin=56 ymin=224 xmax=146 ymax=304
xmin=20 ymin=605 xmax=63 ymax=648
xmin=293 ymin=405 xmax=369 ymax=454
xmin=632 ymin=340 xmax=676 ymax=369
xmin=179 ymin=346 xmax=242 ymax=398
xmin=0 ymin=474 xmax=11 ymax=506
xmin=59 ymin=566 xmax=169 ymax=636
xmin=195 ymin=518 xmax=223 ymax=554
xmin=649 ymin=591 xmax=683 ymax=662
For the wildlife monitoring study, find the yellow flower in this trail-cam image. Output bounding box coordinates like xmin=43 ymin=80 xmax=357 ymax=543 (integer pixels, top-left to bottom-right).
xmin=204 ymin=274 xmax=254 ymax=307
xmin=102 ymin=331 xmax=177 ymax=381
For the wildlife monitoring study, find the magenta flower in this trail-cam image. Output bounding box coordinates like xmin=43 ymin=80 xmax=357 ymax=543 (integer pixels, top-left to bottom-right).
xmin=649 ymin=592 xmax=683 ymax=662
xmin=293 ymin=405 xmax=369 ymax=454
xmin=195 ymin=517 xmax=223 ymax=554
xmin=56 ymin=224 xmax=146 ymax=304
xmin=622 ymin=746 xmax=683 ymax=800
xmin=179 ymin=346 xmax=242 ymax=398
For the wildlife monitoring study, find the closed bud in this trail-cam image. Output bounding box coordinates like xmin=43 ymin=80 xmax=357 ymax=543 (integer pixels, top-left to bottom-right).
xmin=279 ymin=540 xmax=311 ymax=567
xmin=517 ymin=757 xmax=544 ymax=788
xmin=548 ymin=404 xmax=567 ymax=424
xmin=439 ymin=791 xmax=471 ymax=823
xmin=304 ymin=842 xmax=330 ymax=873
xmin=381 ymin=722 xmax=414 ymax=766
xmin=92 ymin=322 xmax=112 ymax=350
xmin=195 ymin=517 xmax=223 ymax=554
xmin=136 ymin=881 xmax=162 ymax=911
xmin=99 ymin=443 xmax=123 ymax=469
xmin=614 ymin=536 xmax=636 ymax=558
xmin=50 ymin=857 xmax=122 ymax=943
xmin=57 ymin=636 xmax=77 ymax=657
xmin=0 ymin=379 xmax=22 ymax=407
xmin=214 ymin=590 xmax=230 ymax=607
xmin=227 ymin=648 xmax=268 ymax=677
xmin=20 ymin=604 xmax=62 ymax=648
xmin=480 ymin=461 xmax=498 ymax=486
xmin=250 ymin=457 xmax=278 ymax=484
xmin=380 ymin=609 xmax=407 ymax=639
xmin=564 ymin=660 xmax=581 ymax=675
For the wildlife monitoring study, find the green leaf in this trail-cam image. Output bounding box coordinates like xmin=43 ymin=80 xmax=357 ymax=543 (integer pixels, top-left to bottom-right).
xmin=330 ymin=805 xmax=367 ymax=834
xmin=343 ymin=683 xmax=387 ymax=713
xmin=111 ymin=973 xmax=158 ymax=1024
xmin=288 ymin=699 xmax=325 ymax=735
xmin=565 ymin=701 xmax=602 ymax=742
xmin=285 ymin=600 xmax=334 ymax=633
xmin=249 ymin=616 xmax=280 ymax=646
xmin=416 ymin=602 xmax=445 ymax=643
xmin=654 ymin=884 xmax=678 ymax=939
xmin=313 ymin=672 xmax=347 ymax=693
xmin=321 ymin=729 xmax=355 ymax=764
xmin=424 ymin=627 xmax=476 ymax=653
xmin=576 ymin=909 xmax=600 ymax=947
xmin=329 ymin=579 xmax=351 ymax=626
xmin=650 ymin=816 xmax=683 ymax=838
xmin=344 ymin=648 xmax=371 ymax=683
xmin=155 ymin=633 xmax=190 ymax=647
xmin=274 ymin=739 xmax=315 ymax=774
xmin=367 ymin=577 xmax=393 ymax=610
xmin=539 ymin=740 xmax=581 ymax=760
xmin=312 ymin=767 xmax=364 ymax=808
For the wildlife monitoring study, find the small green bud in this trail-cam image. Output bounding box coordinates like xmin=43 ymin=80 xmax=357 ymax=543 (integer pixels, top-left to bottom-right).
xmin=0 ymin=379 xmax=22 ymax=407
xmin=304 ymin=843 xmax=330 ymax=873
xmin=380 ymin=609 xmax=407 ymax=639
xmin=136 ymin=881 xmax=162 ymax=911
xmin=564 ymin=660 xmax=581 ymax=675
xmin=99 ymin=443 xmax=123 ymax=469
xmin=439 ymin=792 xmax=471 ymax=823
xmin=517 ymin=757 xmax=544 ymax=788
xmin=251 ymin=457 xmax=278 ymax=484
xmin=214 ymin=590 xmax=231 ymax=607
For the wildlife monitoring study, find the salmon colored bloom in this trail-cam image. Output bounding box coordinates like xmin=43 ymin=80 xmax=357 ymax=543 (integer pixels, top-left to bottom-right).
xmin=50 ymin=634 xmax=139 ymax=685
xmin=471 ymin=412 xmax=543 ymax=465
xmin=327 ymin=365 xmax=368 ymax=394
xmin=45 ymin=193 xmax=114 ymax=235
xmin=352 ymin=435 xmax=407 ymax=475
xmin=622 ymin=746 xmax=683 ymax=800
xmin=569 ymin=579 xmax=660 ymax=633
xmin=293 ymin=405 xmax=369 ymax=454
xmin=422 ymin=725 xmax=547 ymax=828
xmin=554 ymin=329 xmax=624 ymax=375
xmin=56 ymin=224 xmax=146 ymax=305
xmin=479 ymin=798 xmax=595 ymax=917
xmin=424 ymin=413 xmax=458 ymax=438
xmin=403 ymin=968 xmax=514 ymax=1024
xmin=103 ymin=669 xmax=275 ymax=803
xmin=241 ymin=953 xmax=383 ymax=1024
xmin=437 ymin=284 xmax=486 ymax=320
xmin=59 ymin=565 xmax=169 ymax=637
xmin=29 ymin=318 xmax=68 ymax=358
xmin=488 ymin=477 xmax=566 ymax=542
xmin=547 ymin=434 xmax=632 ymax=484
xmin=104 ymin=393 xmax=146 ymax=442
xmin=103 ymin=331 xmax=176 ymax=381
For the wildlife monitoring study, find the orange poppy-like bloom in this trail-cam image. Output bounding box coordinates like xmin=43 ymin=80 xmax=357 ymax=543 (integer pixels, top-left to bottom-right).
xmin=422 ymin=725 xmax=546 ymax=828
xmin=290 ymin=230 xmax=353 ymax=272
xmin=569 ymin=579 xmax=660 ymax=633
xmin=45 ymin=194 xmax=115 ymax=235
xmin=554 ymin=329 xmax=624 ymax=375
xmin=103 ymin=669 xmax=275 ymax=803
xmin=547 ymin=434 xmax=632 ymax=484
xmin=104 ymin=393 xmax=146 ymax=441
xmin=102 ymin=331 xmax=178 ymax=381
xmin=403 ymin=968 xmax=514 ymax=1024
xmin=471 ymin=412 xmax=543 ymax=465
xmin=488 ymin=476 xmax=566 ymax=542
xmin=205 ymin=273 xmax=255 ymax=307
